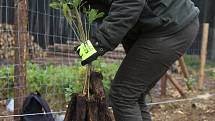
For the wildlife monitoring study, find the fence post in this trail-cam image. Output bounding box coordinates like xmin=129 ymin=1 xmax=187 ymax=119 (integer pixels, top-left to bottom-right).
xmin=14 ymin=0 xmax=28 ymax=120
xmin=178 ymin=56 xmax=189 ymax=79
xmin=166 ymin=73 xmax=186 ymax=98
xmin=160 ymin=75 xmax=167 ymax=96
xmin=198 ymin=23 xmax=209 ymax=90
xmin=0 ymin=0 xmax=3 ymax=23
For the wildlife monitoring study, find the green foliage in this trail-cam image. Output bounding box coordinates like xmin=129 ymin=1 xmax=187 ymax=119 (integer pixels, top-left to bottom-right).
xmin=212 ymin=69 xmax=215 ymax=80
xmin=92 ymin=59 xmax=120 ymax=94
xmin=49 ymin=0 xmax=108 ymax=103
xmin=0 ymin=60 xmax=120 ymax=109
xmin=184 ymin=76 xmax=196 ymax=90
xmin=49 ymin=0 xmax=104 ymax=41
xmin=27 ymin=62 xmax=84 ymax=94
xmin=183 ymin=55 xmax=200 ymax=70
xmin=73 ymin=0 xmax=81 ymax=8
xmin=49 ymin=0 xmax=78 ymax=9
xmin=62 ymin=4 xmax=72 ymax=18
xmin=184 ymin=54 xmax=215 ymax=70
xmin=49 ymin=0 xmax=115 ymax=108
xmin=85 ymin=9 xmax=105 ymax=24
xmin=49 ymin=2 xmax=62 ymax=9
xmin=184 ymin=54 xmax=215 ymax=80
xmin=0 ymin=65 xmax=14 ymax=98
xmin=64 ymin=59 xmax=120 ymax=99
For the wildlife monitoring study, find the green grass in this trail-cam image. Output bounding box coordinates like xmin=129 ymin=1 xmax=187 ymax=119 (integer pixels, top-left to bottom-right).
xmin=184 ymin=54 xmax=215 ymax=82
xmin=184 ymin=54 xmax=215 ymax=71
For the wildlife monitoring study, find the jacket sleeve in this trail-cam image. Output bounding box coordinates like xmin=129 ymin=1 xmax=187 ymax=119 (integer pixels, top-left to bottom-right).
xmin=92 ymin=0 xmax=145 ymax=51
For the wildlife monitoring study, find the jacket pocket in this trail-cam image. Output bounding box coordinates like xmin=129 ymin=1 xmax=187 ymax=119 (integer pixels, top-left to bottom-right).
xmin=152 ymin=0 xmax=172 ymax=16
xmin=149 ymin=0 xmax=174 ymax=26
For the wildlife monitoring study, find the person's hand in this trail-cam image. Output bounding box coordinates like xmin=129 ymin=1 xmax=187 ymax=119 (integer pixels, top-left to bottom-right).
xmin=74 ymin=40 xmax=99 ymax=66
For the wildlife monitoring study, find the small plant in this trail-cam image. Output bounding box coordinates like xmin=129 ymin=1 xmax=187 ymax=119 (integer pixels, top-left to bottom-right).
xmin=49 ymin=0 xmax=104 ymax=42
xmin=0 ymin=65 xmax=14 ymax=98
xmin=212 ymin=69 xmax=215 ymax=80
xmin=50 ymin=0 xmax=105 ymax=98
xmin=184 ymin=76 xmax=196 ymax=90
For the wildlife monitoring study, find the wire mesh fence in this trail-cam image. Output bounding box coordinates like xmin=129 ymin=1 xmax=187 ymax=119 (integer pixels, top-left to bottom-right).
xmin=0 ymin=0 xmax=214 ymax=121
xmin=0 ymin=0 xmax=124 ymax=120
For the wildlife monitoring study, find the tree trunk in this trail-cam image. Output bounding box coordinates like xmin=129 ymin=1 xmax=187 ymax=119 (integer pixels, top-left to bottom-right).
xmin=64 ymin=94 xmax=87 ymax=121
xmin=14 ymin=0 xmax=28 ymax=120
xmin=64 ymin=72 xmax=113 ymax=121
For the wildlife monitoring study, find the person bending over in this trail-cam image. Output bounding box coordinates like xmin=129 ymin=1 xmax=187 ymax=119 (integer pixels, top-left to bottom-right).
xmin=75 ymin=0 xmax=199 ymax=121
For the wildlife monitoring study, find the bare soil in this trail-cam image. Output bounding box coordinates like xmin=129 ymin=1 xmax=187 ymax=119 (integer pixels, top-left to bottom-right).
xmin=150 ymin=78 xmax=215 ymax=121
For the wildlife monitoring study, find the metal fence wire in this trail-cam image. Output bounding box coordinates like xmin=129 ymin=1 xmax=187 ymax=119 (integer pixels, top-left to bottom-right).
xmin=0 ymin=0 xmax=214 ymax=121
xmin=0 ymin=0 xmax=124 ymax=120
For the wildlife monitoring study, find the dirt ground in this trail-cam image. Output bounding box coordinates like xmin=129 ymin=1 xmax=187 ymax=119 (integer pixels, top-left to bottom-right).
xmin=150 ymin=78 xmax=215 ymax=121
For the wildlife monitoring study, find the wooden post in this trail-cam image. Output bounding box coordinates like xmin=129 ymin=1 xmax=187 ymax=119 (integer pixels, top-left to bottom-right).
xmin=178 ymin=56 xmax=189 ymax=79
xmin=211 ymin=27 xmax=215 ymax=60
xmin=0 ymin=0 xmax=3 ymax=23
xmin=198 ymin=23 xmax=209 ymax=90
xmin=14 ymin=0 xmax=28 ymax=120
xmin=160 ymin=75 xmax=167 ymax=96
xmin=211 ymin=10 xmax=215 ymax=60
xmin=166 ymin=73 xmax=186 ymax=98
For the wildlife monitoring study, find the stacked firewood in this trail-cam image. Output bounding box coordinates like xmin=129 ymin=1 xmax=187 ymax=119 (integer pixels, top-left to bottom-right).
xmin=27 ymin=35 xmax=47 ymax=59
xmin=0 ymin=24 xmax=46 ymax=63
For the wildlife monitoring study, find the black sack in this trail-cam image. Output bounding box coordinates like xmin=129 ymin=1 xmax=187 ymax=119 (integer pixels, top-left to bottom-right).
xmin=21 ymin=92 xmax=55 ymax=121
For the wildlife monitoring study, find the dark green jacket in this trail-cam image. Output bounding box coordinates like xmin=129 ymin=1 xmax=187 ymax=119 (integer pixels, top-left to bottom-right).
xmin=89 ymin=0 xmax=199 ymax=52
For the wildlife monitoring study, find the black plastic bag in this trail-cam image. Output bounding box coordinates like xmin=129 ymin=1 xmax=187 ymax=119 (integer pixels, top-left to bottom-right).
xmin=21 ymin=92 xmax=55 ymax=121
